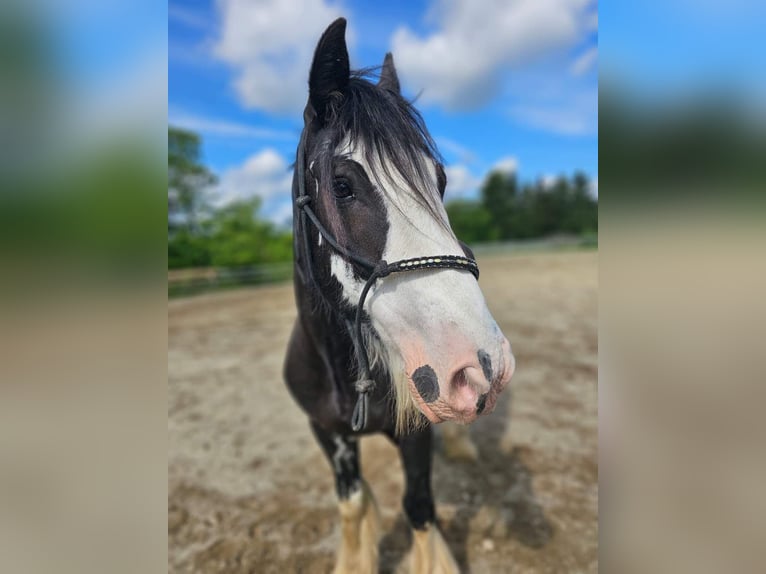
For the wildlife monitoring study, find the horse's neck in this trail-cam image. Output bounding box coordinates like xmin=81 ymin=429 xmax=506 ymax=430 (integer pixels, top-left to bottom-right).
xmin=294 ymin=270 xmax=354 ymax=355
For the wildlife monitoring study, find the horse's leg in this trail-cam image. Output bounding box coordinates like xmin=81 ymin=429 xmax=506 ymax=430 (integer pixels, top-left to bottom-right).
xmin=310 ymin=422 xmax=381 ymax=574
xmin=393 ymin=427 xmax=459 ymax=574
xmin=440 ymin=422 xmax=479 ymax=462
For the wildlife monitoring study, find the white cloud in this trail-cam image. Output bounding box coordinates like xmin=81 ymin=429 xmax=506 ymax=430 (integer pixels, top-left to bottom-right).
xmin=213 ymin=0 xmax=345 ymax=114
xmin=169 ymin=110 xmax=294 ymax=140
xmin=442 ymin=157 xmax=519 ymax=201
xmin=492 ymin=156 xmax=520 ymax=175
xmin=391 ymin=0 xmax=595 ymax=109
xmin=214 ymin=149 xmax=293 ymax=209
xmin=444 ymin=164 xmax=482 ymax=199
xmin=169 ymin=39 xmax=212 ymax=66
xmin=169 ymin=4 xmax=210 ymax=30
xmin=590 ymin=176 xmax=598 ymax=199
xmin=570 ymin=46 xmax=598 ymax=76
xmin=270 ymin=200 xmax=296 ymax=226
xmin=589 ymin=12 xmax=598 ymax=31
xmin=509 ymin=88 xmax=597 ymax=135
xmin=435 ymin=136 xmax=478 ymax=164
xmin=540 ymin=174 xmax=558 ymax=189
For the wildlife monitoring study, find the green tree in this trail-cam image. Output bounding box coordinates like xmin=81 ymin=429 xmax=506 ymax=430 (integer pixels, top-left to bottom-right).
xmin=473 ymin=169 xmax=598 ymax=240
xmin=480 ymin=171 xmax=518 ymax=238
xmin=207 ymin=198 xmax=292 ymax=267
xmin=168 ymin=127 xmax=216 ymax=234
xmin=168 ymin=127 xmax=217 ymax=268
xmin=446 ymin=200 xmax=498 ymax=244
xmin=168 ymin=230 xmax=212 ymax=269
xmin=562 ymin=171 xmax=598 ymax=233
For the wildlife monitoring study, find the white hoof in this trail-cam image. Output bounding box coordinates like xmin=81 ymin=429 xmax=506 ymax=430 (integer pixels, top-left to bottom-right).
xmin=333 ymin=480 xmax=381 ymax=574
xmin=409 ymin=523 xmax=460 ymax=574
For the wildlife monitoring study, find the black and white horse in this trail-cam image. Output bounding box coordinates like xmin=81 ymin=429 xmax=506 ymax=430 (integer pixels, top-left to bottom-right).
xmin=284 ymin=18 xmax=515 ymax=573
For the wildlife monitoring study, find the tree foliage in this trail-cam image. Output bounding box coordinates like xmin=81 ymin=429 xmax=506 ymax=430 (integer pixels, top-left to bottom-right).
xmin=206 ymin=198 xmax=292 ymax=267
xmin=599 ymin=85 xmax=766 ymax=195
xmin=445 ymin=200 xmax=498 ymax=244
xmin=167 ymin=127 xmax=293 ymax=269
xmin=168 ymin=127 xmax=216 ymax=234
xmin=447 ymin=170 xmax=597 ymax=243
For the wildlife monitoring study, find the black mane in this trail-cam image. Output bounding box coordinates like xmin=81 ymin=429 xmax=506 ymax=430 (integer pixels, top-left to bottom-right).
xmin=311 ymin=69 xmax=446 ymax=224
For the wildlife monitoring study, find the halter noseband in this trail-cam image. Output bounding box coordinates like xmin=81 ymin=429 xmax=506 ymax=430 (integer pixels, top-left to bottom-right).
xmin=294 ymin=135 xmax=480 ymax=432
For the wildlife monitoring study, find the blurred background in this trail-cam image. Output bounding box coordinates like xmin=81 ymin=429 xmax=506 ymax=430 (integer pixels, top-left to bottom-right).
xmin=600 ymin=2 xmax=766 ymax=573
xmin=1 ymin=1 xmax=166 ymax=573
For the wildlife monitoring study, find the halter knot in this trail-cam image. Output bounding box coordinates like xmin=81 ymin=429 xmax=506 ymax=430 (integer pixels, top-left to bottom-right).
xmin=373 ymin=260 xmax=391 ymax=278
xmin=354 ymin=378 xmax=375 ymax=394
xmin=296 ymin=195 xmax=312 ymax=208
xmin=351 ymin=380 xmax=374 ymax=432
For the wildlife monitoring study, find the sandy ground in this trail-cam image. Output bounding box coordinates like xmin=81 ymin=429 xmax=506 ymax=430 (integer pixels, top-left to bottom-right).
xmin=168 ymin=250 xmax=598 ymax=573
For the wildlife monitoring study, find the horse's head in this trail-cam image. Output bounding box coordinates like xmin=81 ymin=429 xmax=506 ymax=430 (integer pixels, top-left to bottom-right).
xmin=296 ymin=18 xmax=515 ymax=433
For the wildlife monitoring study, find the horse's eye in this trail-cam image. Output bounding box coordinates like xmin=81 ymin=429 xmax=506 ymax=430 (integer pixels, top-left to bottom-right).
xmin=333 ymin=178 xmax=354 ymax=201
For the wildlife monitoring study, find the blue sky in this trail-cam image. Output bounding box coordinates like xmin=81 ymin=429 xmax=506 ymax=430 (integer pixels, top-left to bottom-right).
xmin=169 ymin=0 xmax=598 ymax=224
xmin=601 ymin=0 xmax=766 ymax=102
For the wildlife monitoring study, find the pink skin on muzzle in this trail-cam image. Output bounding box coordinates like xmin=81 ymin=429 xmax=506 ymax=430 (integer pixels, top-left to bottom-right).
xmin=406 ymin=336 xmax=515 ymax=424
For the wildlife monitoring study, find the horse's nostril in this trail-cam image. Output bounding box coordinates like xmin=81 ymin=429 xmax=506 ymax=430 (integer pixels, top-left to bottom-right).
xmin=451 ymin=368 xmax=468 ymax=389
xmin=451 ymin=365 xmax=491 ymax=395
xmin=477 ymin=349 xmax=493 ymax=382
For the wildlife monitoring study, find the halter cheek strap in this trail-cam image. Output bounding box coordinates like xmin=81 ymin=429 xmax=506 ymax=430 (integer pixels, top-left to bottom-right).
xmin=346 ymin=255 xmax=479 ymax=431
xmin=294 ymin=138 xmax=480 ymax=432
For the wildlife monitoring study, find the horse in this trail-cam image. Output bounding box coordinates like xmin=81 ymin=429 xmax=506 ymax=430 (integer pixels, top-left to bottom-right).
xmin=283 ymin=18 xmax=515 ymax=573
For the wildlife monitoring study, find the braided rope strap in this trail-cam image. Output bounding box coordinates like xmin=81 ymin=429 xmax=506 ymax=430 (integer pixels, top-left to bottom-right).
xmin=350 ymin=255 xmax=480 ymax=431
xmin=387 ymin=255 xmax=479 ymax=280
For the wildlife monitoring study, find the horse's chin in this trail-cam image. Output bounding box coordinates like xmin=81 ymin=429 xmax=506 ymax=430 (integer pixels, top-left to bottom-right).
xmin=414 ymin=400 xmax=443 ymax=424
xmin=408 ymin=387 xmax=492 ymax=426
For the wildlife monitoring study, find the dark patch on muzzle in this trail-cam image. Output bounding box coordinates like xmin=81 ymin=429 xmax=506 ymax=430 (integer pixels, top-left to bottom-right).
xmin=476 ymin=393 xmax=488 ymax=414
xmin=478 ymin=349 xmax=493 ymax=382
xmin=412 ymin=365 xmax=439 ymax=403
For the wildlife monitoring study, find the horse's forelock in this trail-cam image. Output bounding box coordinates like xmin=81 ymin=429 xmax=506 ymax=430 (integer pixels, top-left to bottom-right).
xmin=314 ymin=72 xmax=447 ymax=230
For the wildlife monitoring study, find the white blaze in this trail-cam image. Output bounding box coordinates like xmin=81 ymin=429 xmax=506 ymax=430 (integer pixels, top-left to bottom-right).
xmin=329 ymin=144 xmax=503 ymax=386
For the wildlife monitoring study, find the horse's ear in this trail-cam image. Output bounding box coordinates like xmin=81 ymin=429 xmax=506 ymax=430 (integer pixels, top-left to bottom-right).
xmin=308 ymin=18 xmax=350 ymax=124
xmin=378 ymin=52 xmax=400 ymax=94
